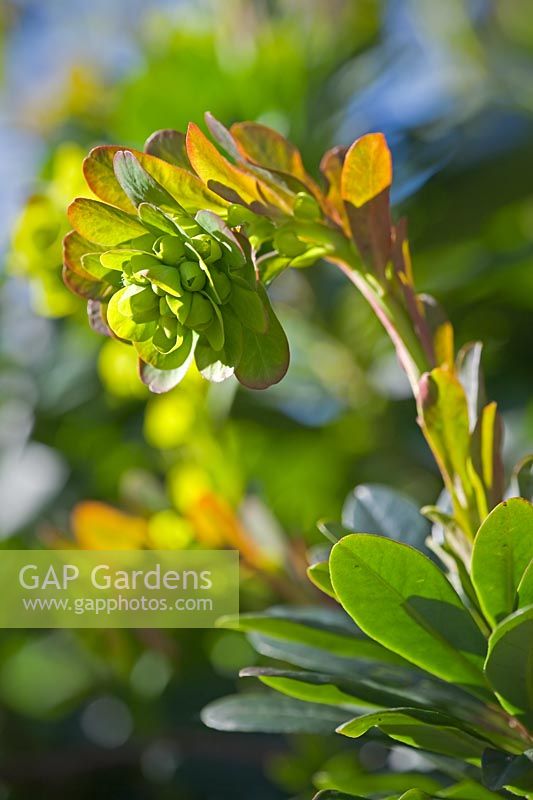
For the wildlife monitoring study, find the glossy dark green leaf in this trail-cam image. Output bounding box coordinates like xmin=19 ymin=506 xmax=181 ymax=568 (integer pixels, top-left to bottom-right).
xmin=341 ymin=483 xmax=432 ymax=555
xmin=338 ymin=708 xmax=489 ymax=762
xmin=484 ymin=606 xmax=533 ymax=726
xmin=471 ymin=498 xmax=533 ymax=626
xmin=330 ymin=535 xmax=489 ymax=695
xmin=200 ymin=692 xmax=351 ymax=734
xmin=481 ymin=748 xmax=533 ymax=794
xmin=314 ymin=750 xmax=441 ymax=796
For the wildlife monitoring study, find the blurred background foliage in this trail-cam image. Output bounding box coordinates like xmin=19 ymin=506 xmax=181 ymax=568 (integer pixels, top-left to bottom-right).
xmin=1 ymin=0 xmax=533 ymax=797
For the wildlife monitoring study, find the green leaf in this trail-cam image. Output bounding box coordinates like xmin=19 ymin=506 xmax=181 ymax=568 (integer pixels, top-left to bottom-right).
xmin=471 ymin=498 xmax=533 ymax=627
xmin=62 ymin=265 xmax=113 ymax=302
xmin=313 ymin=792 xmax=364 ymax=800
xmin=308 ymin=561 xmax=337 ymax=599
xmin=113 ymin=150 xmax=179 ymax=209
xmin=241 ymin=667 xmax=368 ymax=711
xmin=512 ymin=455 xmax=533 ymax=503
xmin=235 ymin=287 xmax=289 ymax=389
xmin=484 ymin=606 xmax=533 ymax=726
xmin=68 ymin=198 xmax=147 ymax=246
xmin=337 ymin=708 xmax=489 ymax=762
xmin=240 ymin=664 xmax=479 ymax=717
xmin=341 ymin=483 xmax=432 ymax=555
xmin=517 ymin=561 xmax=533 ymax=609
xmin=217 ymin=605 xmax=398 ymax=664
xmin=138 ymin=203 xmax=179 ymax=236
xmin=417 ymin=368 xmax=472 ymax=505
xmin=314 ymin=751 xmax=442 ymax=796
xmin=229 ymin=284 xmax=268 ymax=333
xmin=330 ymin=534 xmax=489 ymax=694
xmin=144 ymin=129 xmax=190 ymax=169
xmin=482 ymin=748 xmax=533 ymax=794
xmin=201 ymin=692 xmax=351 ymax=734
xmin=106 ymin=288 xmax=157 ymax=342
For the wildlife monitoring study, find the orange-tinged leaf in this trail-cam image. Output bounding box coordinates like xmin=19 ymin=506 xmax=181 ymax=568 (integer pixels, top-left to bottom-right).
xmin=186 ymin=122 xmax=260 ymax=205
xmin=63 ymin=230 xmax=102 ymax=278
xmin=83 ymin=146 xmax=137 ymax=212
xmin=85 ymin=145 xmax=228 ymax=216
xmin=187 ymin=492 xmax=266 ymax=568
xmin=72 ymin=501 xmax=148 ymax=550
xmin=340 ymin=133 xmax=393 ymax=274
xmin=62 ymin=264 xmax=113 ymax=301
xmin=319 ymin=145 xmax=349 ymax=232
xmin=67 ymin=198 xmax=146 ymax=245
xmin=341 ymin=133 xmax=392 ymax=209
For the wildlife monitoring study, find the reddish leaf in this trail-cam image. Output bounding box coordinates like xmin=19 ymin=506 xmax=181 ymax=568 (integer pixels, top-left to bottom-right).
xmin=341 ymin=133 xmax=393 ymax=274
xmin=144 ymin=129 xmax=190 ymax=169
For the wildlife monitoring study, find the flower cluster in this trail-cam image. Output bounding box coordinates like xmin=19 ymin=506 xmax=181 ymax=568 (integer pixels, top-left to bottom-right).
xmin=63 ymin=141 xmax=289 ymax=392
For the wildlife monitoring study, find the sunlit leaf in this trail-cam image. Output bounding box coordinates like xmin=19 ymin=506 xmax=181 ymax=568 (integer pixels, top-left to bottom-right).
xmin=67 ymin=198 xmax=146 ymax=246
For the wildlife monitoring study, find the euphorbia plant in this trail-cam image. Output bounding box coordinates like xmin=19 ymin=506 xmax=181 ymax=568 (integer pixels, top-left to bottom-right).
xmin=63 ymin=114 xmax=533 ymax=798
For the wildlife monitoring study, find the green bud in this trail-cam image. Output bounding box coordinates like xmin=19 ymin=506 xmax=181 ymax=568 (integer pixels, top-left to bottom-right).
xmin=273 ymin=228 xmax=307 ymax=257
xmin=155 ymin=234 xmax=185 ymax=265
xmin=184 ymin=293 xmax=213 ymax=329
xmin=167 ymin=291 xmax=192 ymax=324
xmin=179 ymin=260 xmax=206 ymax=292
xmin=173 ymin=215 xmax=202 ymax=238
xmin=293 ymin=192 xmax=321 ymax=221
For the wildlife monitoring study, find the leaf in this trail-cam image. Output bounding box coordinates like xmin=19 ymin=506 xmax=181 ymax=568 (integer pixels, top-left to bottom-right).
xmin=484 ymin=606 xmax=533 ymax=726
xmin=113 ymin=150 xmax=179 ymax=209
xmin=200 ymin=692 xmax=351 ymax=734
xmin=235 ymin=287 xmax=289 ymax=389
xmin=341 ymin=133 xmax=392 ymax=274
xmin=106 ymin=288 xmax=157 ymax=342
xmin=470 ymin=401 xmax=504 ymax=514
xmin=457 ymin=342 xmax=486 ymax=431
xmin=313 ymin=793 xmax=364 ymax=800
xmin=186 ymin=122 xmax=260 ymax=205
xmin=67 ymin=198 xmax=146 ymax=246
xmin=471 ymin=498 xmax=533 ymax=627
xmin=82 ymin=146 xmax=137 ymax=212
xmin=319 ymin=145 xmax=349 ymax=232
xmin=482 ymin=748 xmax=533 ymax=794
xmin=229 ymin=284 xmax=268 ymax=333
xmin=308 ymin=561 xmax=337 ymax=599
xmin=417 ymin=368 xmax=472 ymax=502
xmin=231 ymin=120 xmax=318 ymax=195
xmin=217 ymin=605 xmax=398 ymax=664
xmin=62 ymin=264 xmax=112 ymax=302
xmin=341 ymin=483 xmax=432 ymax=555
xmin=240 ymin=664 xmax=482 ymax=719
xmin=517 ymin=561 xmax=533 ymax=609
xmin=329 ymin=534 xmax=489 ymax=694
xmin=84 ymin=145 xmax=228 ymax=215
xmin=512 ymin=455 xmax=533 ymax=502
xmin=337 ymin=708 xmax=489 ymax=762
xmin=72 ymin=501 xmax=148 ymax=549
xmin=139 ymin=359 xmax=192 ymax=394
xmin=241 ymin=667 xmax=368 ymax=711
xmin=144 ymin=129 xmax=190 ymax=169
xmin=314 ymin=751 xmax=442 ymax=796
